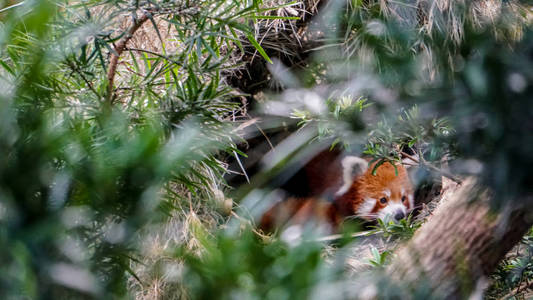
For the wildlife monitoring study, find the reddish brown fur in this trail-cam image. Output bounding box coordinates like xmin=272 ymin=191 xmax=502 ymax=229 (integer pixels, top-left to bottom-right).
xmin=336 ymin=161 xmax=413 ymax=217
xmin=259 ymin=151 xmax=413 ymax=232
xmin=260 ymin=197 xmax=339 ymax=232
xmin=302 ymin=149 xmax=344 ymax=196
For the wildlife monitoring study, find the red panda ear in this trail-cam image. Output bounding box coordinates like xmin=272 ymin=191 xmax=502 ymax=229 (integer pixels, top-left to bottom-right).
xmin=335 ymin=156 xmax=368 ymax=195
xmin=342 ymin=156 xmax=368 ymax=179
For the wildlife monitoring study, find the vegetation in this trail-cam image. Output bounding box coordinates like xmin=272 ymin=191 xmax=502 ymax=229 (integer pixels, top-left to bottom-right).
xmin=487 ymin=228 xmax=533 ymax=299
xmin=1 ymin=0 xmax=533 ymax=299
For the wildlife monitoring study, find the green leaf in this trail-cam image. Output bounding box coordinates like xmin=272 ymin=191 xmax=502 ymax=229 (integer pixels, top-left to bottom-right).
xmin=245 ymin=33 xmax=273 ymax=64
xmin=371 ymin=159 xmax=386 ymax=175
xmin=0 ymin=60 xmax=14 ymax=75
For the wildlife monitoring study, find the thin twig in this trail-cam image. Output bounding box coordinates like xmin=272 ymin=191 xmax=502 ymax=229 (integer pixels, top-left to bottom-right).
xmin=230 ymin=211 xmax=268 ymax=238
xmin=401 ymin=151 xmax=419 ymax=163
xmin=123 ymin=65 xmax=146 ymax=77
xmin=106 ymin=11 xmax=152 ymax=103
xmin=425 ymin=162 xmax=462 ymax=184
xmin=402 ymin=162 xmax=418 ymax=167
xmin=315 ymin=229 xmax=381 ymax=242
xmin=500 ymin=280 xmax=533 ymax=300
xmin=125 ymin=47 xmax=183 ymax=67
xmin=66 ymin=59 xmax=101 ymax=100
xmin=115 ymin=81 xmax=175 ymax=90
xmin=255 ymin=122 xmax=275 ymax=151
xmin=233 ymin=150 xmax=250 ymax=183
xmin=401 ymin=151 xmax=462 ymax=184
xmin=0 ymin=1 xmax=24 ymax=13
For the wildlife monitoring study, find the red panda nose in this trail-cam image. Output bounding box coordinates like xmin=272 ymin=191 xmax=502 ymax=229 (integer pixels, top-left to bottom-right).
xmin=394 ymin=211 xmax=405 ymax=221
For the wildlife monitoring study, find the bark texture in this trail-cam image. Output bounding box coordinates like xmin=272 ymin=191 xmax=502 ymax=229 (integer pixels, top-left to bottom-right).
xmin=106 ymin=12 xmax=151 ymax=102
xmin=387 ymin=178 xmax=533 ymax=299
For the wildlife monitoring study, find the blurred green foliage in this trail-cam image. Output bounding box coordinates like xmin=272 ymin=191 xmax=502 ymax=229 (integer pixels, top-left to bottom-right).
xmin=178 ymin=226 xmax=333 ymax=300
xmin=0 ymin=0 xmax=284 ymax=298
xmin=1 ymin=0 xmax=533 ymax=299
xmin=372 ymin=215 xmax=422 ymax=241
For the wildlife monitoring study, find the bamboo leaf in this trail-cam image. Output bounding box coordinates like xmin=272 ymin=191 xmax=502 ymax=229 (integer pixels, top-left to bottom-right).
xmin=245 ymin=33 xmax=272 ymax=64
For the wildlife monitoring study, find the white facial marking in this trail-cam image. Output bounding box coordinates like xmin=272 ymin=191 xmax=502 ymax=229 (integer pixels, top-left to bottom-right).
xmin=401 ymin=188 xmax=405 ymax=196
xmin=383 ymin=189 xmax=391 ymax=197
xmin=357 ymin=197 xmax=376 ymax=217
xmin=408 ymin=194 xmax=414 ymax=209
xmin=378 ymin=203 xmax=407 ymax=223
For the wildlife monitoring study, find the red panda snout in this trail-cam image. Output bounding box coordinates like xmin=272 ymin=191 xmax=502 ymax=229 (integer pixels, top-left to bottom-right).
xmin=353 ymin=194 xmax=412 ymax=223
xmin=376 ymin=200 xmax=408 ymax=223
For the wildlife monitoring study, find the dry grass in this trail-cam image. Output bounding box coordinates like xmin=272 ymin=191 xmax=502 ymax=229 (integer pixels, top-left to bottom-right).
xmin=250 ymin=0 xmax=321 ymax=61
xmin=129 ymin=211 xmax=215 ymax=300
xmin=129 ymin=185 xmax=223 ymax=299
xmin=339 ymin=0 xmax=530 ymax=79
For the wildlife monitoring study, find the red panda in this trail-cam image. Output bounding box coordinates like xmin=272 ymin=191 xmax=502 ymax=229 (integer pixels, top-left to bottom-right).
xmin=334 ymin=156 xmax=414 ymax=222
xmin=259 ymin=150 xmax=414 ymax=232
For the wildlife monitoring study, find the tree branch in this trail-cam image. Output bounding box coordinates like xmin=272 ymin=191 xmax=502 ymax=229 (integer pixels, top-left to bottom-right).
xmin=106 ymin=11 xmax=151 ymax=103
xmin=387 ymin=178 xmax=533 ymax=298
xmin=401 ymin=151 xmax=462 ymax=184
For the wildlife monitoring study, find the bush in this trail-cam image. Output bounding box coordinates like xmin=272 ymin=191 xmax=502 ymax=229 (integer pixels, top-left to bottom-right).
xmin=1 ymin=0 xmax=533 ymax=298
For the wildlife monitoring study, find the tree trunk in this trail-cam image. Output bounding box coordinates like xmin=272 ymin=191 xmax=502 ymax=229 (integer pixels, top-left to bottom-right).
xmin=387 ymin=178 xmax=533 ymax=299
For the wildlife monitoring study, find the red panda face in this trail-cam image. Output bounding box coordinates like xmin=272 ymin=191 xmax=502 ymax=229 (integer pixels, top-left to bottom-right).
xmin=336 ymin=157 xmax=414 ymax=222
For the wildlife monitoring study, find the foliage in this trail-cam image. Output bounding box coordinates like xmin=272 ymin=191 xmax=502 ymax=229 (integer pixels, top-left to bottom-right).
xmin=178 ymin=224 xmax=338 ymax=300
xmin=372 ymin=214 xmax=422 ymax=241
xmin=367 ymin=246 xmax=391 ymax=268
xmin=233 ymin=0 xmax=533 ymax=297
xmin=486 ymin=228 xmax=533 ymax=299
xmin=0 ymin=0 xmax=289 ymax=298
xmin=289 ymin=95 xmax=370 ymax=147
xmin=1 ymin=0 xmax=533 ymax=299
xmin=364 ymin=105 xmax=455 ymax=162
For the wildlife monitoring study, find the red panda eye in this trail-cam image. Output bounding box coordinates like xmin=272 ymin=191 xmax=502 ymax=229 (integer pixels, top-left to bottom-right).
xmin=380 ymin=197 xmax=387 ymax=204
xmin=401 ymin=196 xmax=407 ymax=202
